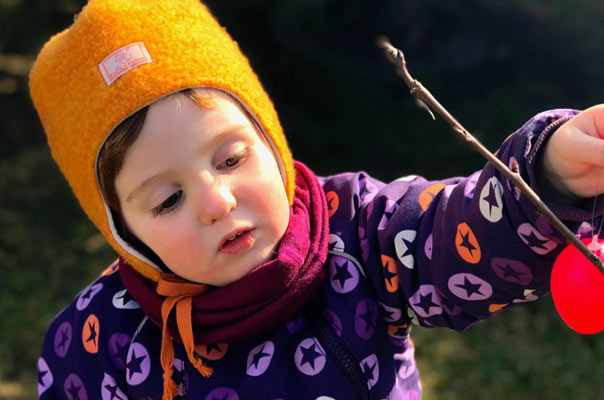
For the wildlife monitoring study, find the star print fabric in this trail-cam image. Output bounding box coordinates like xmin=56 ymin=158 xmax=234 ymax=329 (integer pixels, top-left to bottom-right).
xmin=39 ymin=109 xmax=586 ymax=399
xmin=351 ymin=109 xmax=586 ymax=332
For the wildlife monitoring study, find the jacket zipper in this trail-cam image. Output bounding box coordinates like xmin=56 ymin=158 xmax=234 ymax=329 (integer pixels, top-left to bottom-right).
xmin=304 ymin=296 xmax=371 ymax=400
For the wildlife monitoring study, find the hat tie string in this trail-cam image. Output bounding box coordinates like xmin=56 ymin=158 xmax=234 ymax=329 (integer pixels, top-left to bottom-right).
xmin=157 ymin=273 xmax=213 ymax=400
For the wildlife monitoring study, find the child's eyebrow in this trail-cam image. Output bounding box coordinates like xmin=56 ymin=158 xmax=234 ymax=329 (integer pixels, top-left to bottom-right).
xmin=126 ymin=173 xmax=169 ymax=202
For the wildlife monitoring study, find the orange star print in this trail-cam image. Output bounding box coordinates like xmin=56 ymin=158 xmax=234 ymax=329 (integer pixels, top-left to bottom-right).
xmin=101 ymin=259 xmax=120 ymax=276
xmin=418 ymin=183 xmax=446 ymax=212
xmin=489 ymin=303 xmax=508 ymax=313
xmin=455 ymin=222 xmax=481 ymax=264
xmin=195 ymin=342 xmax=229 ymax=361
xmin=325 ymin=191 xmax=339 ymax=218
xmin=388 ymin=323 xmax=410 ymax=338
xmin=381 ymin=254 xmax=399 ymax=293
xmin=82 ymin=314 xmax=100 ymax=354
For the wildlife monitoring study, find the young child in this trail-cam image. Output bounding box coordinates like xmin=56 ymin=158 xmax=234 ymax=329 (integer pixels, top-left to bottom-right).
xmin=30 ymin=0 xmax=604 ymax=399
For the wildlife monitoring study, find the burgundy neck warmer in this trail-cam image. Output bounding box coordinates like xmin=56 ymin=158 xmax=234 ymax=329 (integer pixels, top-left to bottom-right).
xmin=119 ymin=161 xmax=329 ymax=345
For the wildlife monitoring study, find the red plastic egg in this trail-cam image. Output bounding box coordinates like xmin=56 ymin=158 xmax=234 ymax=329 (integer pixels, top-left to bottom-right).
xmin=551 ymin=237 xmax=604 ymax=334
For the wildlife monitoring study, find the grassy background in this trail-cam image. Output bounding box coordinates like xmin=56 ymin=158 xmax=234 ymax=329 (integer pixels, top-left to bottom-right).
xmin=2 ymin=0 xmax=604 ymax=398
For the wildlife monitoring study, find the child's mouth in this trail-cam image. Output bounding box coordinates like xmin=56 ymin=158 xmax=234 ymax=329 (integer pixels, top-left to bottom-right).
xmin=220 ymin=229 xmax=255 ymax=255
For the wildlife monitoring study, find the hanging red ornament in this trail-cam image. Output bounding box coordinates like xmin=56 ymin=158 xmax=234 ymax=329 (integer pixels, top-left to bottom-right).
xmin=551 ymin=237 xmax=604 ymax=334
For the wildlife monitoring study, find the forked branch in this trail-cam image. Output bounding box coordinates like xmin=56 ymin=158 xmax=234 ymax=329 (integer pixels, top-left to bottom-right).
xmin=376 ymin=36 xmax=604 ymax=273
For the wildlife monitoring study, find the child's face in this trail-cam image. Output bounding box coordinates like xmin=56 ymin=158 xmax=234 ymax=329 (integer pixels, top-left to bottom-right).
xmin=114 ymin=89 xmax=290 ymax=286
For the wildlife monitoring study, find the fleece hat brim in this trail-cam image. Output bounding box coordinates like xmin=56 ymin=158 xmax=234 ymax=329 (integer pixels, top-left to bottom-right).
xmin=29 ymin=0 xmax=295 ymax=282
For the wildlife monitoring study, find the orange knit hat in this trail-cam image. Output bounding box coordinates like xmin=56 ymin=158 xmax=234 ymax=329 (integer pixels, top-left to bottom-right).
xmin=30 ymin=0 xmax=295 ymax=282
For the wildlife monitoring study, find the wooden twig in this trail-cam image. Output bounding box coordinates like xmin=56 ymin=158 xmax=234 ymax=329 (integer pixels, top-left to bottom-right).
xmin=376 ymin=36 xmax=604 ymax=274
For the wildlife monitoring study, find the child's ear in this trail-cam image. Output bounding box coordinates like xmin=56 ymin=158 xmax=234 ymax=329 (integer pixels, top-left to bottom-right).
xmin=111 ymin=209 xmax=172 ymax=273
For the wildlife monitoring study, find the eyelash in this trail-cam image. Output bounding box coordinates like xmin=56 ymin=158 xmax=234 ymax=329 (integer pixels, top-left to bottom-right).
xmin=217 ymin=148 xmax=248 ymax=170
xmin=150 ymin=149 xmax=249 ymax=217
xmin=152 ymin=190 xmax=183 ymax=217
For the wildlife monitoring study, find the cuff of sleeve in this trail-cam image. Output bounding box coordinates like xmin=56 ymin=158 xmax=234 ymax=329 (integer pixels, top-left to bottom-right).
xmin=526 ymin=114 xmax=604 ymax=220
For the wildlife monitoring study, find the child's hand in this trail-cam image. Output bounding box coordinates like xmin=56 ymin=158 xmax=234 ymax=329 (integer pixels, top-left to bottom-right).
xmin=542 ymin=105 xmax=604 ymax=198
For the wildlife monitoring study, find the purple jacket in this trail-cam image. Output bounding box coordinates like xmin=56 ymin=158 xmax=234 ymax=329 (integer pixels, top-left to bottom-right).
xmin=38 ymin=109 xmax=591 ymax=399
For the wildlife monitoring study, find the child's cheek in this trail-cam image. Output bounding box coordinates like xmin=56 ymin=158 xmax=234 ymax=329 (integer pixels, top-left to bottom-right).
xmin=147 ymin=223 xmax=202 ymax=271
xmin=252 ymin=176 xmax=289 ymax=232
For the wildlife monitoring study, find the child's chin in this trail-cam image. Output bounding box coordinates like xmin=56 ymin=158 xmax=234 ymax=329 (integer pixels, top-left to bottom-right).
xmin=234 ymin=256 xmax=272 ymax=281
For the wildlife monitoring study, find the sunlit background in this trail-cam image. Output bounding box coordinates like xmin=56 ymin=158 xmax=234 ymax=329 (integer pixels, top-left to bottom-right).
xmin=2 ymin=0 xmax=604 ymax=398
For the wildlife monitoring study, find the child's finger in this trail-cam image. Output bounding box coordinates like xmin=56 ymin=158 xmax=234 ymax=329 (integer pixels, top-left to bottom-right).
xmin=573 ymin=130 xmax=604 ymax=167
xmin=573 ymin=104 xmax=604 ymax=139
xmin=588 ymin=105 xmax=604 ymax=139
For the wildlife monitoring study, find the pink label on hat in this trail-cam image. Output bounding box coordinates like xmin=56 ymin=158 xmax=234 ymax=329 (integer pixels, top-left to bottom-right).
xmin=98 ymin=42 xmax=153 ymax=86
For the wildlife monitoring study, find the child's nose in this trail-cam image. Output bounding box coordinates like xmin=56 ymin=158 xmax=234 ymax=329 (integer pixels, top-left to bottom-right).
xmin=195 ymin=171 xmax=237 ymax=225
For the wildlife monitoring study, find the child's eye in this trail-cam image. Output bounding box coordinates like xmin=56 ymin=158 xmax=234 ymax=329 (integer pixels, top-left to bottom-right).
xmin=152 ymin=190 xmax=183 ymax=216
xmin=218 ymin=149 xmax=248 ymax=170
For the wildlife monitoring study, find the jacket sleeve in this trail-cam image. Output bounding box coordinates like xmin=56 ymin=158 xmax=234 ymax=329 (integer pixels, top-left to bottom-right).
xmin=324 ymin=109 xmax=598 ymax=331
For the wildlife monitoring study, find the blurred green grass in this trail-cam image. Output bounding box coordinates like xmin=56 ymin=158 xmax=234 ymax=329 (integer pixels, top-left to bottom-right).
xmin=3 ymin=0 xmax=604 ymax=398
xmin=414 ymin=299 xmax=604 ymax=399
